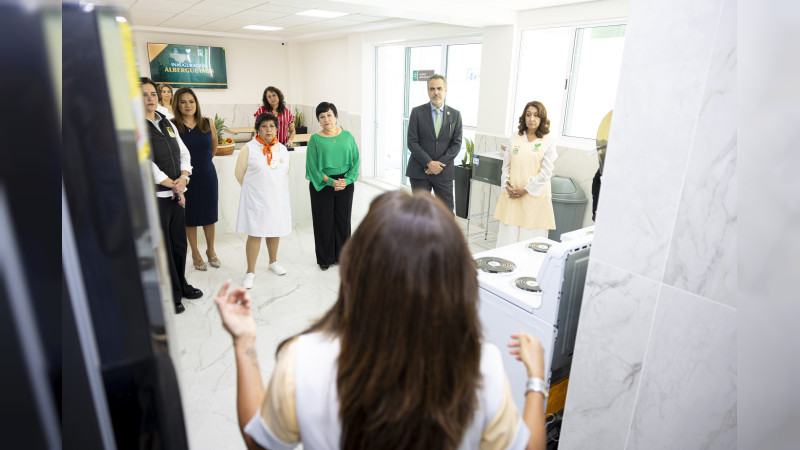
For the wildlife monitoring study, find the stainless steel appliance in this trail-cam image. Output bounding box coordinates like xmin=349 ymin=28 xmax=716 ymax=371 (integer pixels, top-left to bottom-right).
xmin=61 ymin=3 xmax=188 ymax=448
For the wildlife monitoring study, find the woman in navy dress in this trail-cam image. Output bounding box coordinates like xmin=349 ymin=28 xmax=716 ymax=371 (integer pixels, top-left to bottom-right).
xmin=172 ymin=87 xmax=221 ymax=270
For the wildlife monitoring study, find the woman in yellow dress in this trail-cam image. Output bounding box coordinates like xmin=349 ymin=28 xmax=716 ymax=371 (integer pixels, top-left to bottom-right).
xmin=493 ymin=101 xmax=557 ymax=247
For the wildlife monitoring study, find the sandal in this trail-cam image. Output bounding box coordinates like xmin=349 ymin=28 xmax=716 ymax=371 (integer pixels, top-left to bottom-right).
xmin=193 ymin=257 xmax=207 ymax=271
xmin=206 ymin=251 xmax=221 ymax=268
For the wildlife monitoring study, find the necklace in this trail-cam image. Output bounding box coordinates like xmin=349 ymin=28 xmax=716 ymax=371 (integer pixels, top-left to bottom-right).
xmin=322 ymin=129 xmax=339 ymax=143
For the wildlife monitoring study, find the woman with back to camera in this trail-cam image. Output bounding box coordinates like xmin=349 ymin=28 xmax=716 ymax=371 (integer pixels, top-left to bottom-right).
xmin=254 ymin=86 xmax=295 ymax=147
xmin=493 ymin=100 xmax=558 ymax=247
xmin=156 ymin=83 xmax=174 ymax=119
xmin=215 ymin=190 xmax=547 ymax=450
xmin=305 ymin=101 xmax=359 ymax=270
xmin=235 ymin=113 xmax=292 ymax=289
xmin=172 ymin=87 xmax=221 ymax=271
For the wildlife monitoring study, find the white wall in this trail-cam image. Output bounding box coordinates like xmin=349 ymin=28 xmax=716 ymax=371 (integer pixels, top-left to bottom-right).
xmin=475 ymin=25 xmax=518 ymax=137
xmin=292 ymin=37 xmax=349 ymax=108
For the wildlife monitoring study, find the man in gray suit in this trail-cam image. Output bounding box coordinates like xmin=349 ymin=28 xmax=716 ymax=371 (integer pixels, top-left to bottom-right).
xmin=406 ymin=74 xmax=463 ymax=212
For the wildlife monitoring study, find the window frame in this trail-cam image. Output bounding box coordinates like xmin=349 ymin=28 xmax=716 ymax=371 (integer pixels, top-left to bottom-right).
xmin=513 ymin=19 xmax=627 ymax=150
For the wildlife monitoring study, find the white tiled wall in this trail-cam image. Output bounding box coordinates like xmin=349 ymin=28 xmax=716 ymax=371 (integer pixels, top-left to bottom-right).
xmin=559 ymin=0 xmax=736 ymax=448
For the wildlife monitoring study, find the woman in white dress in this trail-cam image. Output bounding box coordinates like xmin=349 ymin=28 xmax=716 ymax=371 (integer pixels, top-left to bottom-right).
xmin=235 ymin=113 xmax=292 ymax=289
xmin=493 ymin=101 xmax=558 ymax=247
xmin=214 ymin=190 xmax=548 ymax=450
xmin=156 ymin=83 xmax=174 ymax=119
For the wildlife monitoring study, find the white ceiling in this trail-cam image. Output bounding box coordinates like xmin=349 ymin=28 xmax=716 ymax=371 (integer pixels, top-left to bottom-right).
xmin=102 ymin=0 xmax=598 ymax=41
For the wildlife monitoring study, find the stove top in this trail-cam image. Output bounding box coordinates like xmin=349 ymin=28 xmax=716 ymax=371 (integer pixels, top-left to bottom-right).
xmin=514 ymin=277 xmax=542 ymax=292
xmin=473 ymin=237 xmax=557 ymax=314
xmin=475 ymin=257 xmax=516 ymax=274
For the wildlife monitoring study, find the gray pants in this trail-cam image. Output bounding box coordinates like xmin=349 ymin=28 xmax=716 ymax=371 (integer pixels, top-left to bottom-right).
xmin=409 ymin=177 xmax=454 ymax=213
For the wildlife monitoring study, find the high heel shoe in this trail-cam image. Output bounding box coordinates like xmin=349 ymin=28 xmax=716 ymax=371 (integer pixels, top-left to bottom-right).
xmin=193 ymin=257 xmax=207 ymax=271
xmin=206 ymin=251 xmax=221 ymax=268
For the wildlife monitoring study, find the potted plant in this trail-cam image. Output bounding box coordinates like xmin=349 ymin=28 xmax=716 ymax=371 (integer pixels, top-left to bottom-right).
xmin=294 ymin=107 xmax=307 ymax=134
xmin=214 ymin=114 xmax=235 ymax=156
xmin=454 ymin=138 xmax=474 ymax=219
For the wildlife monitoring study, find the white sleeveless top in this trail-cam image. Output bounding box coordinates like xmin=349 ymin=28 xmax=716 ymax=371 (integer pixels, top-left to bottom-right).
xmin=244 ymin=332 xmax=530 ymax=449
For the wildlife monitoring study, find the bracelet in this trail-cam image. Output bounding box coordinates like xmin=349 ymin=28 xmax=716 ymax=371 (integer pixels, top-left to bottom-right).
xmin=180 ymin=174 xmax=190 ymax=184
xmin=525 ymin=377 xmax=549 ymax=401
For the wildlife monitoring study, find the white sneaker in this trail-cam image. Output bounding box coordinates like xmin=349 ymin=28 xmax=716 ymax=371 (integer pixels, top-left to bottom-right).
xmin=242 ymin=272 xmax=255 ymax=289
xmin=269 ymin=261 xmax=287 ymax=276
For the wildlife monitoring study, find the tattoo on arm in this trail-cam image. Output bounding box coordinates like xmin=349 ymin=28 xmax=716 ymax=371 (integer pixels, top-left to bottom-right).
xmin=245 ymin=347 xmax=259 ymax=369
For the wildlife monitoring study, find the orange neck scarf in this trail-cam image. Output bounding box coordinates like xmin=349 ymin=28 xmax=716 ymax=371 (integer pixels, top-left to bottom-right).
xmin=256 ymin=135 xmax=279 ymax=165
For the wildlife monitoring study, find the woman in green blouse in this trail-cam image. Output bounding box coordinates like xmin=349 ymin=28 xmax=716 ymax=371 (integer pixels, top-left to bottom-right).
xmin=305 ymin=102 xmax=360 ymax=270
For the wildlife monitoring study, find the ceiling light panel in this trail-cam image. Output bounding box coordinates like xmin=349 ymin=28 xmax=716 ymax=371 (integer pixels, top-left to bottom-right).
xmin=243 ymin=25 xmax=283 ymax=31
xmin=296 ymin=9 xmax=349 ymax=19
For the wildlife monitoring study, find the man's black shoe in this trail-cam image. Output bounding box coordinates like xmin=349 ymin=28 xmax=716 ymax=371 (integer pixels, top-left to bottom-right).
xmin=183 ymin=287 xmax=203 ymax=299
xmin=319 ymin=264 xmax=329 ymax=271
xmin=175 ymin=303 xmax=185 ymax=314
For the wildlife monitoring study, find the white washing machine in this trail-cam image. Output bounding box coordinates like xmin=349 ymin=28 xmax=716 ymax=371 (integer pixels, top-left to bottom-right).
xmin=474 ymin=235 xmax=593 ymax=413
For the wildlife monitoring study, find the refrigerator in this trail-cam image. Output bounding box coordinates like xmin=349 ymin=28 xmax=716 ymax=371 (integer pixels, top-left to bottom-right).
xmin=60 ymin=3 xmax=188 ymax=448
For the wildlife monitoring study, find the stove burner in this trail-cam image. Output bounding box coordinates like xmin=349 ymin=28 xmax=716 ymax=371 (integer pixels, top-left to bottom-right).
xmin=529 ymin=242 xmax=552 ymax=253
xmin=475 ymin=257 xmax=516 ymax=274
xmin=515 ymin=277 xmax=542 ymax=292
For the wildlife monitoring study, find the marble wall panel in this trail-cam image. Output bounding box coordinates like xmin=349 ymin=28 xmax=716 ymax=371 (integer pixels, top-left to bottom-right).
xmin=201 ymin=103 xmax=261 ymax=129
xmin=475 ymin=132 xmax=507 ymax=155
xmin=559 ymin=261 xmax=659 ymax=450
xmin=626 ymin=286 xmax=736 ymax=450
xmin=664 ymin=0 xmax=736 ymax=306
xmin=590 ymin=0 xmax=724 ymax=281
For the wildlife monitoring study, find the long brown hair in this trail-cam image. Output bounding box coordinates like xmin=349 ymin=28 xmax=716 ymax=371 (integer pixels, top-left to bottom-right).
xmin=281 ymin=190 xmax=482 ymax=449
xmin=261 ymin=86 xmax=287 ymax=114
xmin=517 ymin=100 xmax=550 ymax=138
xmin=171 ymin=88 xmax=210 ymax=134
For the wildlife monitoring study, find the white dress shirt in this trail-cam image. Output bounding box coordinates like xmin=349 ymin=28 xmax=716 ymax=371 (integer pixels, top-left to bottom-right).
xmin=148 ymin=114 xmax=192 ymax=198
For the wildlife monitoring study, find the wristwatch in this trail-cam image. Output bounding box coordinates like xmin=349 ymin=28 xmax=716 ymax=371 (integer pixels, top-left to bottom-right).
xmin=525 ymin=377 xmax=549 ymax=401
xmin=180 ymin=174 xmax=190 ymax=184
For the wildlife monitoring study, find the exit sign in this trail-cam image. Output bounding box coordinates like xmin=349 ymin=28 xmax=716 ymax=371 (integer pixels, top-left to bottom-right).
xmin=413 ymin=70 xmax=434 ymax=81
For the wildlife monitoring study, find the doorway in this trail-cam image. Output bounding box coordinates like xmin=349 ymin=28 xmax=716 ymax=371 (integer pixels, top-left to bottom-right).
xmin=374 ymin=42 xmax=481 ymax=186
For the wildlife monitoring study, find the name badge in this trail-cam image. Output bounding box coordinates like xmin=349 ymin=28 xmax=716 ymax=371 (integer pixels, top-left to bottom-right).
xmin=167 ymin=126 xmax=176 ymax=138
xmin=532 ymin=142 xmax=542 ymax=152
xmin=513 ymin=146 xmax=520 ymax=155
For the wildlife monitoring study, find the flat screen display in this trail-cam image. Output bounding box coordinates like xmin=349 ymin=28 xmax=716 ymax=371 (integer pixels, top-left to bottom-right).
xmin=148 ymin=43 xmax=227 ymax=89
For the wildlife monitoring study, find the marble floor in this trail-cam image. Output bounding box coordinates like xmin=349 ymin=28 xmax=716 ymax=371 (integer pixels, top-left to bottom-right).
xmin=171 ymin=180 xmax=498 ymax=449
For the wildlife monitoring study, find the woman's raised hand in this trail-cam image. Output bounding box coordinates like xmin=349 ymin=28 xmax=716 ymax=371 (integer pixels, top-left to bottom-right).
xmin=214 ymin=280 xmax=257 ymax=341
xmin=509 ymin=330 xmax=545 ymax=378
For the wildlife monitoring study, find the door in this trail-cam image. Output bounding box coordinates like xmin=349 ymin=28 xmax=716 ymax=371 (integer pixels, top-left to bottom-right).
xmin=374 ymin=42 xmax=482 ymax=186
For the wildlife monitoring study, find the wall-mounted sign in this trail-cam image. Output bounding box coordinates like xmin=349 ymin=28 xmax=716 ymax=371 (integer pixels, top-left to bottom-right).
xmin=412 ymin=70 xmax=434 ymax=81
xmin=148 ymin=43 xmax=228 ymax=89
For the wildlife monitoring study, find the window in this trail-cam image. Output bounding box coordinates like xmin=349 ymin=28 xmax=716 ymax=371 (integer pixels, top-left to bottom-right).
xmin=563 ymin=25 xmax=626 ymax=139
xmin=515 ymin=24 xmax=626 ymax=141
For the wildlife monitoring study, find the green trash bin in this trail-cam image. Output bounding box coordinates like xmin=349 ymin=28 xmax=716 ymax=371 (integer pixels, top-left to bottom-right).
xmin=548 ymin=176 xmax=587 ymax=241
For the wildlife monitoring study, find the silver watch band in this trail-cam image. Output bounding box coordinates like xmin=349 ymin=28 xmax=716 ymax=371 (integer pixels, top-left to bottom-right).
xmin=525 ymin=377 xmax=549 ymax=401
xmin=180 ymin=174 xmax=190 ymax=184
